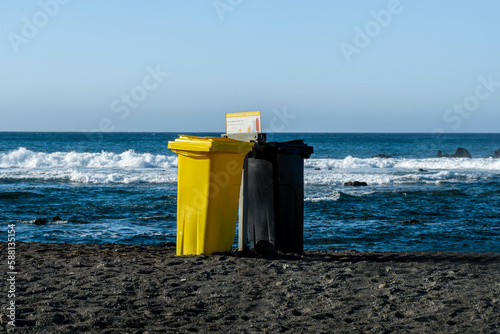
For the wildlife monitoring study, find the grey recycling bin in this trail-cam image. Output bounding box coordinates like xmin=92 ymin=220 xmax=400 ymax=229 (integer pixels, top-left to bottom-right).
xmin=245 ymin=140 xmax=313 ymax=254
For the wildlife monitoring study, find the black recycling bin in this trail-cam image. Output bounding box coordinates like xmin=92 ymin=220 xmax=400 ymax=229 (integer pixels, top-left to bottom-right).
xmin=245 ymin=140 xmax=313 ymax=254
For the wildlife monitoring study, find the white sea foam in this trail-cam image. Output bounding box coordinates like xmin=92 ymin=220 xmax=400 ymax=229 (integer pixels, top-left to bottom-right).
xmin=21 ymin=219 xmax=68 ymax=225
xmin=0 ymin=148 xmax=179 ymax=184
xmin=304 ymin=157 xmax=497 ymax=186
xmin=0 ymin=168 xmax=178 ymax=184
xmin=305 ymin=191 xmax=341 ymax=202
xmin=67 ymin=169 xmax=178 ymax=184
xmin=304 ymin=169 xmax=485 ymax=186
xmin=306 ymin=156 xmax=500 ymax=171
xmin=0 ymin=147 xmax=178 ymax=169
xmin=1 ymin=148 xmax=498 ymax=186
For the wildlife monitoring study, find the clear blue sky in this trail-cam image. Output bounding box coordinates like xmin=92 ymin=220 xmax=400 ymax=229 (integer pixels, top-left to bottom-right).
xmin=1 ymin=0 xmax=499 ymax=132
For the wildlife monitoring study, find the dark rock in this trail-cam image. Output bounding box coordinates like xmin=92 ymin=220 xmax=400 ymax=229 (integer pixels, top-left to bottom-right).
xmin=255 ymin=240 xmax=276 ymax=255
xmin=455 ymin=147 xmax=472 ymax=158
xmin=371 ymin=154 xmax=393 ymax=159
xmin=52 ymin=216 xmax=62 ymax=222
xmin=328 ymin=168 xmax=332 ymax=170
xmin=437 ymin=147 xmax=471 ymax=158
xmin=34 ymin=218 xmax=47 ymax=225
xmin=344 ymin=181 xmax=368 ymax=187
xmin=486 ymin=149 xmax=500 ymax=158
xmin=418 ymin=168 xmax=427 ymax=172
xmin=314 ymin=167 xmax=321 ymax=170
xmin=402 ymin=219 xmax=420 ymax=225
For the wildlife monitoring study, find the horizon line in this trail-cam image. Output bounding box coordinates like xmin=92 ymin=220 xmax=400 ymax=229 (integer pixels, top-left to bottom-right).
xmin=1 ymin=131 xmax=500 ymax=135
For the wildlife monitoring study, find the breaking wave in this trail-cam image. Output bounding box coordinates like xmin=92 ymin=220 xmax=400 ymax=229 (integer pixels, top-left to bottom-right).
xmin=305 ymin=156 xmax=500 ymax=171
xmin=0 ymin=147 xmax=178 ymax=169
xmin=0 ymin=148 xmax=178 ymax=184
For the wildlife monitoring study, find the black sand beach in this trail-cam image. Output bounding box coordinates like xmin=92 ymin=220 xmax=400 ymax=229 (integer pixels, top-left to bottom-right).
xmin=1 ymin=242 xmax=499 ymax=333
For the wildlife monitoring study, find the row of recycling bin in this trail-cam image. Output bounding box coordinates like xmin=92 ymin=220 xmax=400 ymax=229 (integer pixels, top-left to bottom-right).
xmin=168 ymin=135 xmax=313 ymax=255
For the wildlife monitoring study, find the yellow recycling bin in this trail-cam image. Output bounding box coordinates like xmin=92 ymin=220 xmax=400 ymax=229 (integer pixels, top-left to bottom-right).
xmin=168 ymin=135 xmax=254 ymax=255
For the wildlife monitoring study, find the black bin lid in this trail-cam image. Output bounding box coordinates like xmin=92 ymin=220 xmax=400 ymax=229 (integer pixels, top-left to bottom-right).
xmin=261 ymin=140 xmax=314 ymax=158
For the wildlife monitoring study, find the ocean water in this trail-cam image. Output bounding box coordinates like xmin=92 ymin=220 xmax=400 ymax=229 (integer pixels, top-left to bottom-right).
xmin=1 ymin=132 xmax=499 ymax=252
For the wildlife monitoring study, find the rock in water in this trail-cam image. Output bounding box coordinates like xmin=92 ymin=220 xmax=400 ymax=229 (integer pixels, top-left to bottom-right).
xmin=437 ymin=147 xmax=471 ymax=158
xmin=455 ymin=147 xmax=472 ymax=158
xmin=34 ymin=218 xmax=47 ymax=225
xmin=486 ymin=149 xmax=500 ymax=158
xmin=354 ymin=181 xmax=368 ymax=186
xmin=344 ymin=181 xmax=368 ymax=187
xmin=371 ymin=154 xmax=393 ymax=159
xmin=52 ymin=216 xmax=62 ymax=222
xmin=402 ymin=219 xmax=420 ymax=225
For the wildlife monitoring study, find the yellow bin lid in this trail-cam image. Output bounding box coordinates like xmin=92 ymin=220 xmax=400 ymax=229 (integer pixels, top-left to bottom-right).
xmin=168 ymin=135 xmax=254 ymax=153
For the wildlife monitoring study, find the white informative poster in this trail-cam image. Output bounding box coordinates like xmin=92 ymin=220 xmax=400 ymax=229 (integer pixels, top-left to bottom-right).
xmin=225 ymin=111 xmax=261 ymax=134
